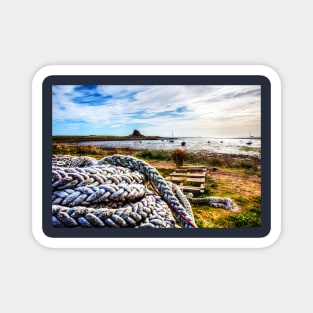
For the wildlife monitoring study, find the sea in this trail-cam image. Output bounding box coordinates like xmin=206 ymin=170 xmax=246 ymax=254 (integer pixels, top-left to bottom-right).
xmin=77 ymin=137 xmax=261 ymax=158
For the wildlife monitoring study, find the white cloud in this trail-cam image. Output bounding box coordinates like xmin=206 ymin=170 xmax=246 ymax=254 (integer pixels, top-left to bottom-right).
xmin=53 ymin=85 xmax=261 ymax=137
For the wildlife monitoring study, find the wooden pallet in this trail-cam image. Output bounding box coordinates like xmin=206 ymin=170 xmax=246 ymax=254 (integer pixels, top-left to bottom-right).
xmin=179 ymin=184 xmax=204 ymax=194
xmin=166 ymin=166 xmax=206 ymax=194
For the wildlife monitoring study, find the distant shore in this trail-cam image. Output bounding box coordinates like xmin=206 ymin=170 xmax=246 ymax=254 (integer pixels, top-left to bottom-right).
xmin=53 ymin=135 xmax=165 ymax=143
xmin=53 ymin=135 xmax=261 ymax=143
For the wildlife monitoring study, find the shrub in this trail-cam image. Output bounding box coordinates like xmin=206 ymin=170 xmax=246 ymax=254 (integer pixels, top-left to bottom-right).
xmin=171 ymin=149 xmax=187 ymax=167
xmin=135 ymin=149 xmax=172 ymax=161
xmin=207 ymin=156 xmax=228 ymax=167
xmin=231 ymin=159 xmax=257 ymax=171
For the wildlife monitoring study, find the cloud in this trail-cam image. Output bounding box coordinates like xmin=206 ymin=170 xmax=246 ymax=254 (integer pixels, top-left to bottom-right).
xmin=52 ymin=85 xmax=261 ymax=137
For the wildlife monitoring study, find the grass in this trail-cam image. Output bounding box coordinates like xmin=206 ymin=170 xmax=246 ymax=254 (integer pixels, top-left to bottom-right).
xmin=53 ymin=135 xmax=162 ymax=143
xmin=52 ymin=144 xmax=261 ymax=228
xmin=239 ymin=146 xmax=261 ymax=153
xmin=53 ymin=145 xmax=260 ymax=170
xmin=226 ymin=207 xmax=261 ymax=228
xmin=192 ymin=168 xmax=261 ymax=228
xmin=52 ymin=143 xmax=135 ymax=159
xmin=156 ymin=168 xmax=174 ymax=178
xmin=135 ymin=149 xmax=172 ymax=161
xmin=193 ymin=205 xmax=261 ymax=228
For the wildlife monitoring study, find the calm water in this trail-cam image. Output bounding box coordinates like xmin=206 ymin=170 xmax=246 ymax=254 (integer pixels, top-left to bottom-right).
xmin=77 ymin=137 xmax=261 ymax=157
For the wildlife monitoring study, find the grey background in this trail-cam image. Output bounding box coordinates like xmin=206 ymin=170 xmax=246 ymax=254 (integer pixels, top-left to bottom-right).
xmin=1 ymin=1 xmax=311 ymax=312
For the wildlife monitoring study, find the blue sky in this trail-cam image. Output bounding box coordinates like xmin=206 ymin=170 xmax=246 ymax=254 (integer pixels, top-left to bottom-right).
xmin=52 ymin=85 xmax=261 ymax=137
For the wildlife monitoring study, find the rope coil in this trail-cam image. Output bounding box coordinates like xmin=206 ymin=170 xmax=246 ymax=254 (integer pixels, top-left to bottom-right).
xmin=52 ymin=154 xmax=197 ymax=228
xmin=51 ymin=154 xmax=240 ymax=228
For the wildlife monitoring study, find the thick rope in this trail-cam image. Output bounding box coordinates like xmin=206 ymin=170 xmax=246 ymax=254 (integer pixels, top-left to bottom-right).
xmin=52 ymin=190 xmax=177 ymax=228
xmin=52 ymin=155 xmax=197 ymax=228
xmin=52 ymin=154 xmax=240 ymax=228
xmin=98 ymin=155 xmax=197 ymax=227
xmin=188 ymin=196 xmax=240 ymax=212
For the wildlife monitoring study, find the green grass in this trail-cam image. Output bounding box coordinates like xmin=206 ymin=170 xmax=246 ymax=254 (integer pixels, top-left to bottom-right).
xmin=226 ymin=207 xmax=261 ymax=228
xmin=239 ymin=146 xmax=261 ymax=153
xmin=135 ymin=149 xmax=172 ymax=161
xmin=156 ymin=168 xmax=174 ymax=178
xmin=52 ymin=143 xmax=135 ymax=159
xmin=193 ymin=193 xmax=261 ymax=228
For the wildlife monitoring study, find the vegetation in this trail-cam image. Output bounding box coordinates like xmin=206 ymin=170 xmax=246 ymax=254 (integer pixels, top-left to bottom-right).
xmin=52 ymin=143 xmax=135 ymax=159
xmin=52 ymin=143 xmax=261 ymax=228
xmin=53 ymin=144 xmax=260 ymax=172
xmin=135 ymin=149 xmax=172 ymax=161
xmin=53 ymin=134 xmax=162 ymax=143
xmin=171 ymin=149 xmax=187 ymax=167
xmin=239 ymin=146 xmax=261 ymax=153
xmin=136 ymin=149 xmax=260 ymax=173
xmin=193 ymin=205 xmax=261 ymax=228
xmin=226 ymin=207 xmax=261 ymax=228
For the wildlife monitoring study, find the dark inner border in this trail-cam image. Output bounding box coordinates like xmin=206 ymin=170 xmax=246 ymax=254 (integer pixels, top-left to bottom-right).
xmin=43 ymin=75 xmax=271 ymax=238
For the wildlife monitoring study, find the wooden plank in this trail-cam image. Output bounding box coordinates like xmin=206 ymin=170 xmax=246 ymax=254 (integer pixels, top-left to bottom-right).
xmin=168 ymin=177 xmax=205 ymax=184
xmin=179 ymin=185 xmax=204 ymax=194
xmin=175 ymin=170 xmax=206 ymax=174
xmin=170 ymin=172 xmax=205 ymax=178
xmin=179 ymin=166 xmax=206 ymax=171
xmin=180 ymin=165 xmax=206 ymax=168
xmin=175 ymin=168 xmax=188 ymax=173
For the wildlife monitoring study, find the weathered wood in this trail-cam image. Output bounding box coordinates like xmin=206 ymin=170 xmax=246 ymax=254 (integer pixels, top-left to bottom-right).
xmin=166 ymin=166 xmax=206 ymax=195
xmin=179 ymin=166 xmax=206 ymax=171
xmin=170 ymin=172 xmax=206 ymax=178
xmin=179 ymin=185 xmax=204 ymax=194
xmin=167 ymin=176 xmax=205 ymax=184
xmin=175 ymin=168 xmax=205 ymax=173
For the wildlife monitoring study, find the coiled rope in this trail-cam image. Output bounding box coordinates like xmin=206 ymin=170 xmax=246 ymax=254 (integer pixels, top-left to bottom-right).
xmin=188 ymin=196 xmax=240 ymax=212
xmin=52 ymin=154 xmax=240 ymax=228
xmin=52 ymin=154 xmax=198 ymax=228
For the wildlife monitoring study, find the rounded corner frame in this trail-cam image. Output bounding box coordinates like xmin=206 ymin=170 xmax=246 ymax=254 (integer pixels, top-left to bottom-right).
xmin=32 ymin=65 xmax=281 ymax=248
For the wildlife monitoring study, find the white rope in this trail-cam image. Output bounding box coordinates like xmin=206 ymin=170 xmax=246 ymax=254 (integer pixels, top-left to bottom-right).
xmin=52 ymin=155 xmax=197 ymax=228
xmin=52 ymin=154 xmax=240 ymax=228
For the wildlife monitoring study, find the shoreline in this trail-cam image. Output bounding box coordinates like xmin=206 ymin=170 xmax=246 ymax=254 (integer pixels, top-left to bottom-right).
xmin=52 ymin=135 xmax=261 ymax=143
xmin=52 ymin=144 xmax=261 ymax=167
xmin=53 ymin=135 xmax=164 ymax=143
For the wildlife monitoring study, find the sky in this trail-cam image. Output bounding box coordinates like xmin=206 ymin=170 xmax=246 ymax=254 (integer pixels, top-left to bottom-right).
xmin=52 ymin=85 xmax=261 ymax=138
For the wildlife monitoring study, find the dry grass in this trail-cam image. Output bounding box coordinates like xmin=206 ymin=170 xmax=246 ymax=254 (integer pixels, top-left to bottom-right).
xmin=192 ymin=167 xmax=261 ymax=228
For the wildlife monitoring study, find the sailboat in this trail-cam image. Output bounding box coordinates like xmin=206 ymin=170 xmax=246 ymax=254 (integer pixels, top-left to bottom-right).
xmin=246 ymin=131 xmax=253 ymax=145
xmin=169 ymin=130 xmax=175 ymax=143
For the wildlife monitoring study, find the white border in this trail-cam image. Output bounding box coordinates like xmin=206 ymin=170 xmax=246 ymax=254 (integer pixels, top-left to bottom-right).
xmin=32 ymin=65 xmax=281 ymax=248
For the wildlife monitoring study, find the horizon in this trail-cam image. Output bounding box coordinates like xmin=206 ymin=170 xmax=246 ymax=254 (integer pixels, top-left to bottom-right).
xmin=52 ymin=134 xmax=261 ymax=139
xmin=52 ymin=85 xmax=261 ymax=137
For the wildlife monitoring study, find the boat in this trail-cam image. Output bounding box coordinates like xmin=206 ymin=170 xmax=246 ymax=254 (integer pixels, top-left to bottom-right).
xmin=169 ymin=130 xmax=175 ymax=143
xmin=246 ymin=131 xmax=253 ymax=145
